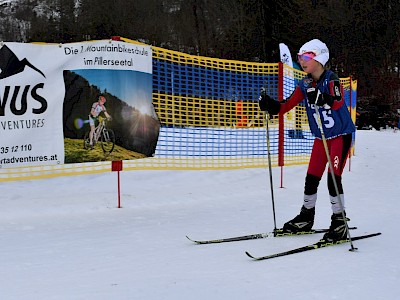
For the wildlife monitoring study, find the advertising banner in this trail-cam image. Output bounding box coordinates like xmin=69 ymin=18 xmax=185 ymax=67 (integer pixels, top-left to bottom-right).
xmin=0 ymin=40 xmax=159 ymax=169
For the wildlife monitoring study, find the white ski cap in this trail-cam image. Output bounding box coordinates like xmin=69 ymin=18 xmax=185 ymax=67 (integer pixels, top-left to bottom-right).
xmin=298 ymin=39 xmax=329 ymax=66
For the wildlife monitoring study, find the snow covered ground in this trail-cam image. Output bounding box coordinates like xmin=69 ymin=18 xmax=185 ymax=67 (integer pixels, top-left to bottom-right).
xmin=1 ymin=130 xmax=399 ymax=300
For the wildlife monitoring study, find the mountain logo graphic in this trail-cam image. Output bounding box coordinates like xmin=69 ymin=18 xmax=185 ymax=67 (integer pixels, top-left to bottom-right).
xmin=0 ymin=45 xmax=46 ymax=80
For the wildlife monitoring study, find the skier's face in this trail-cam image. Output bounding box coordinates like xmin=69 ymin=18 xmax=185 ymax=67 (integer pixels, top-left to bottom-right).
xmin=299 ymin=57 xmax=320 ymax=73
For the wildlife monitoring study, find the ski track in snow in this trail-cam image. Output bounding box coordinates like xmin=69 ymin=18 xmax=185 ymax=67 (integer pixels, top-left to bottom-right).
xmin=0 ymin=130 xmax=398 ymax=300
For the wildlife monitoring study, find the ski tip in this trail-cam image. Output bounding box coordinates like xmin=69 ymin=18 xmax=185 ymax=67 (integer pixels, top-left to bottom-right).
xmin=371 ymin=232 xmax=382 ymax=237
xmin=245 ymin=251 xmax=256 ymax=259
xmin=186 ymin=235 xmax=197 ymax=243
xmin=355 ymin=232 xmax=382 ymax=239
xmin=186 ymin=235 xmax=206 ymax=244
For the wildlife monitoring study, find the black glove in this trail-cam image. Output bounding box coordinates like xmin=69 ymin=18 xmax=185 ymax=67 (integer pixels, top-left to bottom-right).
xmin=258 ymin=88 xmax=280 ymax=115
xmin=306 ymin=87 xmax=334 ymax=108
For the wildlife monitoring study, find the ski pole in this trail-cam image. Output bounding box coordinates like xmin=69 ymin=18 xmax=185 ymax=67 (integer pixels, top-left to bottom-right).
xmin=313 ymin=104 xmax=357 ymax=251
xmin=265 ymin=112 xmax=278 ymax=235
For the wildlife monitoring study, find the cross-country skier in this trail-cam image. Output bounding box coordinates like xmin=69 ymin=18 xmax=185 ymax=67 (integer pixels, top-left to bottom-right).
xmin=258 ymin=39 xmax=356 ymax=242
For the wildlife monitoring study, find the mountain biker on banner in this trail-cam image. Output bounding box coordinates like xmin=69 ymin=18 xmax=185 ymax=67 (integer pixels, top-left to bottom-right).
xmin=258 ymin=39 xmax=356 ymax=242
xmin=88 ymin=95 xmax=112 ymax=149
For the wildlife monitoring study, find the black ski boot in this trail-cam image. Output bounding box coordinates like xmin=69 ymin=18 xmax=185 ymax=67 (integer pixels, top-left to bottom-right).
xmin=282 ymin=206 xmax=315 ymax=233
xmin=322 ymin=212 xmax=349 ymax=242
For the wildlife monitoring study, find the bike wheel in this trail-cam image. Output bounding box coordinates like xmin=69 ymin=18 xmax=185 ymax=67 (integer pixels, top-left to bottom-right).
xmin=83 ymin=131 xmax=91 ymax=149
xmin=101 ymin=129 xmax=115 ymax=154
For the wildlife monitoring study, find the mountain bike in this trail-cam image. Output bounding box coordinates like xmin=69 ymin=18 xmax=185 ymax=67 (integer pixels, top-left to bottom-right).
xmin=84 ymin=117 xmax=115 ymax=154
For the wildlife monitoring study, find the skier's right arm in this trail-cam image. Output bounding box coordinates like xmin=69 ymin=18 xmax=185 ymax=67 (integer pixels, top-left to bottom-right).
xmin=258 ymin=87 xmax=304 ymax=115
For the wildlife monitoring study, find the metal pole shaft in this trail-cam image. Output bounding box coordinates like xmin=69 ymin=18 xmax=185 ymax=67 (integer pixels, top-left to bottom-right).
xmin=265 ymin=112 xmax=278 ymax=234
xmin=313 ymin=105 xmax=357 ymax=251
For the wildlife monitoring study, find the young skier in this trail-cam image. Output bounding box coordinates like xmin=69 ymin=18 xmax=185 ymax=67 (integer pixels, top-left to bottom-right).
xmin=258 ymin=39 xmax=356 ymax=242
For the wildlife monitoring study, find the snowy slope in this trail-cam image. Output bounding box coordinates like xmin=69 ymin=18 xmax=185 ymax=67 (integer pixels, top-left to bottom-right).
xmin=0 ymin=130 xmax=398 ymax=300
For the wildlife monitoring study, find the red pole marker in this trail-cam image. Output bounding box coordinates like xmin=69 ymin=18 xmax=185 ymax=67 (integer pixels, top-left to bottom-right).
xmin=111 ymin=160 xmax=123 ymax=208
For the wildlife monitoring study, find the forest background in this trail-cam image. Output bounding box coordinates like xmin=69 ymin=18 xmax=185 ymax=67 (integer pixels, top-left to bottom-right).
xmin=1 ymin=0 xmax=399 ymax=128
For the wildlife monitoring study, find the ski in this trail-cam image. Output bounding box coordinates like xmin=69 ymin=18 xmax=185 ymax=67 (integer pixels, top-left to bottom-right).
xmin=186 ymin=227 xmax=357 ymax=244
xmin=245 ymin=232 xmax=381 ymax=261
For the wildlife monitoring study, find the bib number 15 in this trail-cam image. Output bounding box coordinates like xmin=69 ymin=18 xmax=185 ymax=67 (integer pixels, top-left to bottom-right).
xmin=314 ymin=110 xmax=334 ymax=128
